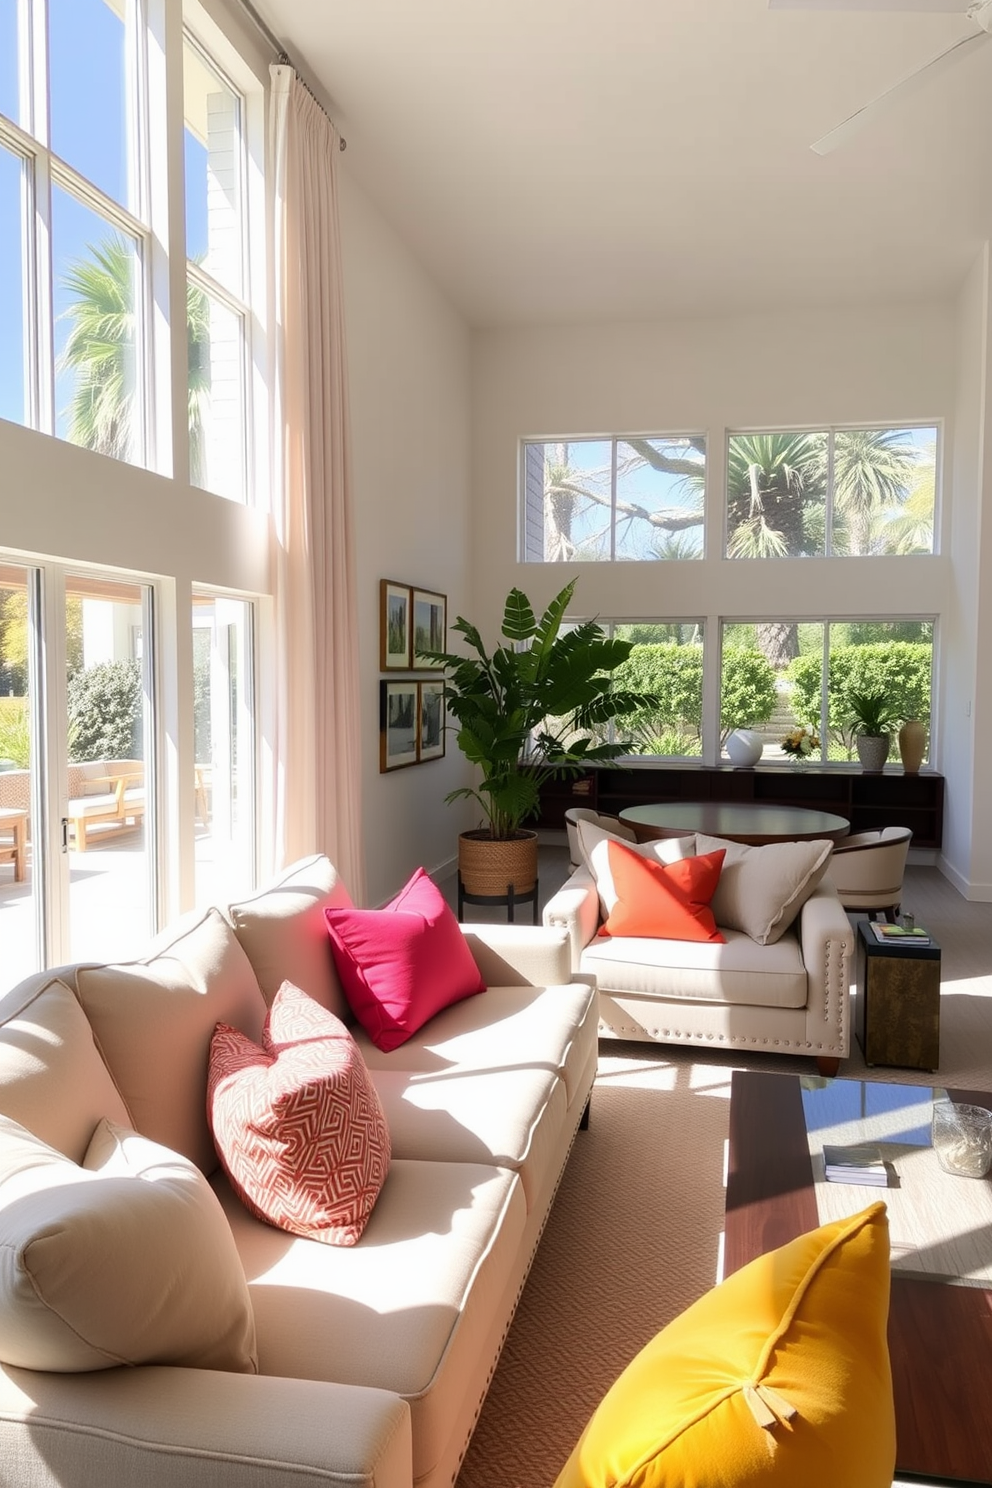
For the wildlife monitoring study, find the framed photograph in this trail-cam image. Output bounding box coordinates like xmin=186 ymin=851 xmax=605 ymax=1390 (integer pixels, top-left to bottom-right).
xmin=380 ymin=681 xmax=419 ymax=771
xmin=418 ymin=681 xmax=446 ymax=761
xmin=380 ymin=580 xmax=412 ymax=670
xmin=412 ymin=588 xmax=447 ymax=670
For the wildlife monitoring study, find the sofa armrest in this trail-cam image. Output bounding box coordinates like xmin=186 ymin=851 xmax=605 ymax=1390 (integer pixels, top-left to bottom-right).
xmin=542 ymin=867 xmax=601 ymax=970
xmin=0 ymin=1363 xmax=412 ymax=1488
xmin=458 ymin=922 xmax=572 ymax=987
xmin=798 ymin=876 xmax=855 ymax=1058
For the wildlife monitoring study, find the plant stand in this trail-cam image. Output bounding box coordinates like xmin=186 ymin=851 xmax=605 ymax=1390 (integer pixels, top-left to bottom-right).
xmin=457 ymin=875 xmax=539 ymax=925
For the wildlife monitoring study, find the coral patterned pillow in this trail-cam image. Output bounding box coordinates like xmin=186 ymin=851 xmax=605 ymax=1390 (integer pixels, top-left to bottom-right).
xmin=207 ymin=981 xmax=391 ymax=1246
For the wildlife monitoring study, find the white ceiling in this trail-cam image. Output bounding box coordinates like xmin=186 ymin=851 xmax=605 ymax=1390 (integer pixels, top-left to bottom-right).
xmin=252 ymin=0 xmax=992 ymax=327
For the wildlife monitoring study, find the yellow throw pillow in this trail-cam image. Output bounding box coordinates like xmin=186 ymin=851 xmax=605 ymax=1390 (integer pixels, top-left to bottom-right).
xmin=555 ymin=1202 xmax=894 ymax=1488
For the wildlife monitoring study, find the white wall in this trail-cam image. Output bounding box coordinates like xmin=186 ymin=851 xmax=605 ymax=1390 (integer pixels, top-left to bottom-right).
xmin=339 ymin=169 xmax=475 ymax=907
xmin=470 ymin=300 xmax=991 ymax=883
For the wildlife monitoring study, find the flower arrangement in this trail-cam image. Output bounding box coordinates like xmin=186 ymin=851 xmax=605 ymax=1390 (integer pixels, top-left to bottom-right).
xmin=781 ymin=726 xmax=819 ymax=759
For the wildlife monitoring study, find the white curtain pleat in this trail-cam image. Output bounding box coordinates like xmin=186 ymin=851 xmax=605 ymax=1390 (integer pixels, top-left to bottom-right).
xmin=270 ymin=65 xmax=366 ymax=900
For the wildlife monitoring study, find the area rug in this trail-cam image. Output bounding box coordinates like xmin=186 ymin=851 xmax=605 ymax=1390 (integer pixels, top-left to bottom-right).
xmin=455 ymin=970 xmax=992 ymax=1488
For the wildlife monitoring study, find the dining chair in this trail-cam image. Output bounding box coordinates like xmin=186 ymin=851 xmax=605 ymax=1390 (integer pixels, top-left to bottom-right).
xmin=829 ymin=826 xmax=913 ymax=923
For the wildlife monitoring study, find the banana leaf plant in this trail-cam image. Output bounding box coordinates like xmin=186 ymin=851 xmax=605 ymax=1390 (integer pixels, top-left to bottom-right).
xmin=417 ymin=578 xmax=654 ymax=840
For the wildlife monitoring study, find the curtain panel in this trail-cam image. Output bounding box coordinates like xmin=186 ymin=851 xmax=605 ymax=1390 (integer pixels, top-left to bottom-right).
xmin=270 ymin=64 xmax=365 ymax=899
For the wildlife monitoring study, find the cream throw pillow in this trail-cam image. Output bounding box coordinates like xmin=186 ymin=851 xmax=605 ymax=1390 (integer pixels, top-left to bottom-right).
xmin=695 ymin=833 xmax=833 ymax=945
xmin=576 ymin=818 xmax=697 ymax=919
xmin=76 ymin=908 xmax=268 ymax=1173
xmin=0 ymin=1115 xmax=257 ymax=1373
xmin=228 ymin=853 xmax=353 ymax=1018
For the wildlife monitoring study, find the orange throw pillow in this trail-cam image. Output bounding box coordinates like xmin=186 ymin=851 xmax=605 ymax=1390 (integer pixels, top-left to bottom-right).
xmin=599 ymin=841 xmax=726 ymax=942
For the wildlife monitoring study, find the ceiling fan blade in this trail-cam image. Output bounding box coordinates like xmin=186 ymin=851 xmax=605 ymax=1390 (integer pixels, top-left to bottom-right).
xmin=810 ymin=28 xmax=990 ymax=152
xmin=771 ymin=1 xmax=969 ymax=11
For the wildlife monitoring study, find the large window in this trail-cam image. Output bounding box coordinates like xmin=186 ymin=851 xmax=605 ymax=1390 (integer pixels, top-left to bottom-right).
xmin=192 ymin=591 xmax=256 ymax=908
xmin=0 ymin=0 xmax=151 ymax=466
xmin=184 ymin=34 xmax=251 ymax=501
xmin=726 ymin=426 xmax=938 ymax=558
xmin=0 ymin=2 xmax=261 ymax=499
xmin=719 ymin=620 xmax=934 ymax=765
xmin=522 ymin=436 xmax=706 ymax=562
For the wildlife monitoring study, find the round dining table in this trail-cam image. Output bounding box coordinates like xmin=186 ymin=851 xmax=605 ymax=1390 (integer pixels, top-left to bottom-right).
xmin=618 ymin=801 xmax=851 ymax=846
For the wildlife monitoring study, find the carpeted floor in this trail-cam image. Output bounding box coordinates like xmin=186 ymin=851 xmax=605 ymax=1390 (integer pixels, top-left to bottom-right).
xmin=454 ymin=862 xmax=992 ymax=1488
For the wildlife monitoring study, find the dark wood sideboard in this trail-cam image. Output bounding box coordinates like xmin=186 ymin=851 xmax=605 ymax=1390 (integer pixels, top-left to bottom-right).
xmin=536 ymin=765 xmax=944 ymax=850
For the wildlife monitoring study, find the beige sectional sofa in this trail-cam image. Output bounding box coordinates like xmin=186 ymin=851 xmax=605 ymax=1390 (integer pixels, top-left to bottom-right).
xmin=544 ymin=822 xmax=854 ymax=1073
xmin=0 ymin=854 xmax=598 ymax=1488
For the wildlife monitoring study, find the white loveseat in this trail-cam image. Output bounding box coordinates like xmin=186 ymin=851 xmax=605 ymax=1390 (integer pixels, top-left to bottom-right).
xmin=544 ymin=822 xmax=854 ymax=1074
xmin=0 ymin=854 xmax=598 ymax=1488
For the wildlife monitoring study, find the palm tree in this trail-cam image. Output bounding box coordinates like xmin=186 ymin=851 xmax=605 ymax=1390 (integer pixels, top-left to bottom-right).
xmin=59 ymin=235 xmax=138 ymax=461
xmin=60 ymin=234 xmax=211 ymax=478
xmin=726 ymin=431 xmax=826 ymax=560
xmin=832 ymin=428 xmax=915 ymax=555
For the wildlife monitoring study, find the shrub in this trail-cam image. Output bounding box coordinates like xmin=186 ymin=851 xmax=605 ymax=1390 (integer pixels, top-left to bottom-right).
xmin=719 ymin=647 xmax=777 ymax=740
xmin=0 ymin=698 xmax=30 ymax=768
xmin=67 ymin=659 xmax=142 ymax=762
xmin=789 ymin=642 xmax=931 ymax=758
xmin=611 ymin=643 xmax=776 ymax=753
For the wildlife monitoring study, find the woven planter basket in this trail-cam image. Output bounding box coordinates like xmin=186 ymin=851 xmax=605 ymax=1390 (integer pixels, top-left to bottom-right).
xmin=458 ymin=829 xmax=539 ymax=897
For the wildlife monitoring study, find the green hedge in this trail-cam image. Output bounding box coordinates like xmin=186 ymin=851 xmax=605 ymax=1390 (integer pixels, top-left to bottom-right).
xmin=789 ymin=642 xmax=931 ymax=756
xmin=611 ymin=643 xmax=776 ymax=753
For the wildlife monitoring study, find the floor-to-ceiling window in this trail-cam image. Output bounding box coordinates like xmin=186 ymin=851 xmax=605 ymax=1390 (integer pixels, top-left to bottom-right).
xmin=0 ymin=2 xmax=270 ymax=993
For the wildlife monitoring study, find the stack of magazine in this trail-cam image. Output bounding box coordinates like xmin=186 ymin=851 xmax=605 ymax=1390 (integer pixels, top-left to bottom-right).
xmin=821 ymin=1144 xmax=889 ymax=1186
xmin=869 ymin=922 xmax=932 ymax=946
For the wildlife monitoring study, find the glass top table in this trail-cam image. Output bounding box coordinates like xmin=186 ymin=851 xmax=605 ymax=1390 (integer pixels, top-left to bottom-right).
xmin=618 ymin=801 xmax=851 ymax=845
xmin=725 ymin=1070 xmax=992 ymax=1483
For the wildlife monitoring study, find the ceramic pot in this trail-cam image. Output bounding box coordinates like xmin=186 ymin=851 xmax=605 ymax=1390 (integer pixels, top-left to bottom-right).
xmin=856 ymin=733 xmax=890 ymax=774
xmin=898 ymin=719 xmax=927 ymax=774
xmin=725 ymin=729 xmax=764 ymax=767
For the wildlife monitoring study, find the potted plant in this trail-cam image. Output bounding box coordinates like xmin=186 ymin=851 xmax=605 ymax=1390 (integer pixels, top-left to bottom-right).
xmin=418 ymin=578 xmax=652 ymax=899
xmin=843 ymin=688 xmax=900 ymax=773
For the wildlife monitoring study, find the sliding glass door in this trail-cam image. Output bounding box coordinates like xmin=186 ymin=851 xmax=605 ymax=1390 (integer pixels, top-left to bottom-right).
xmin=65 ymin=573 xmax=154 ymax=962
xmin=0 ymin=561 xmax=157 ymax=990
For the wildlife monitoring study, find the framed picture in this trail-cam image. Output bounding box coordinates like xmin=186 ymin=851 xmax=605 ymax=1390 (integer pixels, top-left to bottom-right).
xmin=412 ymin=588 xmax=447 ymax=670
xmin=418 ymin=681 xmax=446 ymax=761
xmin=380 ymin=680 xmax=419 ymax=771
xmin=380 ymin=580 xmax=412 ymax=670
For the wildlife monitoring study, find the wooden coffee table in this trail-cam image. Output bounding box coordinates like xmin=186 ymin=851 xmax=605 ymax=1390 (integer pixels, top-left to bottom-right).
xmin=725 ymin=1069 xmax=992 ymax=1483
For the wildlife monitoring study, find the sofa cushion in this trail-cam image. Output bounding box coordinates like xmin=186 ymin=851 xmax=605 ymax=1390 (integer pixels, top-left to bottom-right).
xmin=576 ymin=818 xmax=696 ymax=919
xmin=325 ymin=867 xmax=485 ymax=1052
xmin=355 ymin=981 xmax=599 ymax=1111
xmin=228 ymin=853 xmax=353 ymax=1019
xmin=214 ymin=1155 xmax=526 ymax=1486
xmin=695 ymin=833 xmax=834 ymax=945
xmin=580 ymin=926 xmax=808 ymax=1008
xmin=600 ymin=842 xmax=726 ymax=942
xmin=554 ymin=1202 xmax=894 ymax=1488
xmin=370 ymin=1064 xmax=566 ymax=1211
xmin=0 ymin=974 xmax=131 ymax=1162
xmin=76 ymin=908 xmax=268 ymax=1174
xmin=208 ymin=981 xmax=391 ymax=1246
xmin=0 ymin=1114 xmax=257 ymax=1374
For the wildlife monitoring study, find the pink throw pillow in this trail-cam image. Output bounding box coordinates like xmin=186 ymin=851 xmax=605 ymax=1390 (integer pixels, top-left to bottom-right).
xmin=324 ymin=867 xmax=486 ymax=1052
xmin=207 ymin=981 xmax=391 ymax=1245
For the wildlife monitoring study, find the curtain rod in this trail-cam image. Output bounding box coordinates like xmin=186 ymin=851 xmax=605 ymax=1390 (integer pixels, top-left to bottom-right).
xmin=236 ymin=0 xmax=347 ymax=150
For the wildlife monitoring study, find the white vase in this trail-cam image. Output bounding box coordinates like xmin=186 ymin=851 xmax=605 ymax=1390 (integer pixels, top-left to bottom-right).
xmin=725 ymin=729 xmax=764 ymax=767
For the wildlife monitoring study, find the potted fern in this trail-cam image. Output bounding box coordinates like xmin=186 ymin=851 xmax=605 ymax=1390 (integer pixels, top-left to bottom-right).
xmin=418 ymin=578 xmax=652 ymax=899
xmin=844 ymin=687 xmax=901 ymax=773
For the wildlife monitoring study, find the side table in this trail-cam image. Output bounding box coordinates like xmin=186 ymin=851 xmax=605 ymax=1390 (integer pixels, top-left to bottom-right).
xmin=855 ymin=920 xmax=941 ymax=1071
